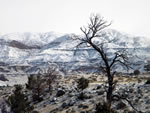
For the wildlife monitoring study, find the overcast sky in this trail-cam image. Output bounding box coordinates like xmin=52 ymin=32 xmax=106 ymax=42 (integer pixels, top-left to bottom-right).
xmin=0 ymin=0 xmax=150 ymax=37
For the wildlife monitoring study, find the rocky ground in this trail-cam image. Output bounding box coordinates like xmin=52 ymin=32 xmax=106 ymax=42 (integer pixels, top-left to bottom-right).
xmin=0 ymin=74 xmax=150 ymax=113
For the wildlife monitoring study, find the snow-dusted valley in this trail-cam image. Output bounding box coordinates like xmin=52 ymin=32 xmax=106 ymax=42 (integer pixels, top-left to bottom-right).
xmin=0 ymin=29 xmax=150 ymax=86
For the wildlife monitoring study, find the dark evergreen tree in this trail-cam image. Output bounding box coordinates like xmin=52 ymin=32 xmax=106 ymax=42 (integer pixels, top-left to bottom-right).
xmin=8 ymin=85 xmax=32 ymax=113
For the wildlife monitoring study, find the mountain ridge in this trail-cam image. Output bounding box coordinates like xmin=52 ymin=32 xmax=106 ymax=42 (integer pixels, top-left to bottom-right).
xmin=0 ymin=29 xmax=149 ymax=75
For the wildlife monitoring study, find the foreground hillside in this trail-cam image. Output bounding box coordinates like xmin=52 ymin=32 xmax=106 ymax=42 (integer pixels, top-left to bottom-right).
xmin=33 ymin=74 xmax=150 ymax=113
xmin=1 ymin=74 xmax=150 ymax=113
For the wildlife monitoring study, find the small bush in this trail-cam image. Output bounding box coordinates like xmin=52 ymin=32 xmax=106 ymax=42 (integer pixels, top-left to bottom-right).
xmin=56 ymin=90 xmax=65 ymax=97
xmin=77 ymin=92 xmax=85 ymax=100
xmin=95 ymin=102 xmax=118 ymax=113
xmin=116 ymin=101 xmax=126 ymax=110
xmin=26 ymin=74 xmax=35 ymax=89
xmin=77 ymin=77 xmax=89 ymax=91
xmin=145 ymin=78 xmax=150 ymax=84
xmin=134 ymin=70 xmax=140 ymax=75
xmin=32 ymin=94 xmax=43 ymax=102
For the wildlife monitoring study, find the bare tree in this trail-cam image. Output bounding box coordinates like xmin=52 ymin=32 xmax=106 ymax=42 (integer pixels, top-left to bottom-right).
xmin=72 ymin=14 xmax=131 ymax=108
xmin=40 ymin=65 xmax=59 ymax=92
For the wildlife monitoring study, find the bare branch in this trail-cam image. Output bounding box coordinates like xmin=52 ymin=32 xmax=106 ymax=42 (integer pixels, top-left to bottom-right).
xmin=71 ymin=14 xmax=133 ymax=109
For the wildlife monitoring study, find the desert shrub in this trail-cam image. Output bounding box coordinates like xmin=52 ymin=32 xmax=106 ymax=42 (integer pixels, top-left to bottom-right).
xmin=76 ymin=77 xmax=89 ymax=100
xmin=26 ymin=74 xmax=35 ymax=89
xmin=134 ymin=70 xmax=140 ymax=75
xmin=32 ymin=94 xmax=43 ymax=102
xmin=95 ymin=102 xmax=118 ymax=113
xmin=77 ymin=92 xmax=91 ymax=100
xmin=138 ymin=78 xmax=142 ymax=83
xmin=116 ymin=101 xmax=126 ymax=109
xmin=56 ymin=90 xmax=65 ymax=97
xmin=145 ymin=78 xmax=150 ymax=84
xmin=77 ymin=77 xmax=89 ymax=91
xmin=77 ymin=92 xmax=85 ymax=100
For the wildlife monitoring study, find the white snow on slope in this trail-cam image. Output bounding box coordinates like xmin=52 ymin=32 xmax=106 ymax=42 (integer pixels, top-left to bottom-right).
xmin=0 ymin=29 xmax=149 ymax=71
xmin=0 ymin=30 xmax=149 ymax=86
xmin=0 ymin=32 xmax=64 ymax=46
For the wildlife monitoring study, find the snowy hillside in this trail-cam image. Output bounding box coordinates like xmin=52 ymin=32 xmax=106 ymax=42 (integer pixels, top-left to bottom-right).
xmin=1 ymin=32 xmax=63 ymax=46
xmin=0 ymin=29 xmax=149 ymax=75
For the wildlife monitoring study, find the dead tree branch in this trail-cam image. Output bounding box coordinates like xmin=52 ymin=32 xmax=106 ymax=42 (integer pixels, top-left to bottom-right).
xmin=72 ymin=14 xmax=132 ymax=109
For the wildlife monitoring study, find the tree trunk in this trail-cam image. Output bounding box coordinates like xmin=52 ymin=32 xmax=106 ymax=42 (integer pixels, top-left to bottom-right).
xmin=107 ymin=81 xmax=113 ymax=108
xmin=106 ymin=70 xmax=113 ymax=109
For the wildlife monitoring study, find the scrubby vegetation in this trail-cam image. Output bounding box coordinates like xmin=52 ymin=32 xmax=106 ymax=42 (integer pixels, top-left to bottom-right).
xmin=26 ymin=74 xmax=35 ymax=90
xmin=0 ymin=73 xmax=150 ymax=112
xmin=77 ymin=76 xmax=89 ymax=91
xmin=7 ymin=85 xmax=33 ymax=113
xmin=134 ymin=70 xmax=140 ymax=75
xmin=145 ymin=77 xmax=150 ymax=84
xmin=31 ymin=75 xmax=45 ymax=102
xmin=95 ymin=102 xmax=118 ymax=113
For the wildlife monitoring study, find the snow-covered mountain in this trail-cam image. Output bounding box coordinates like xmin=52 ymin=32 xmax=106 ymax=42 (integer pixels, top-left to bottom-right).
xmin=0 ymin=29 xmax=149 ymax=75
